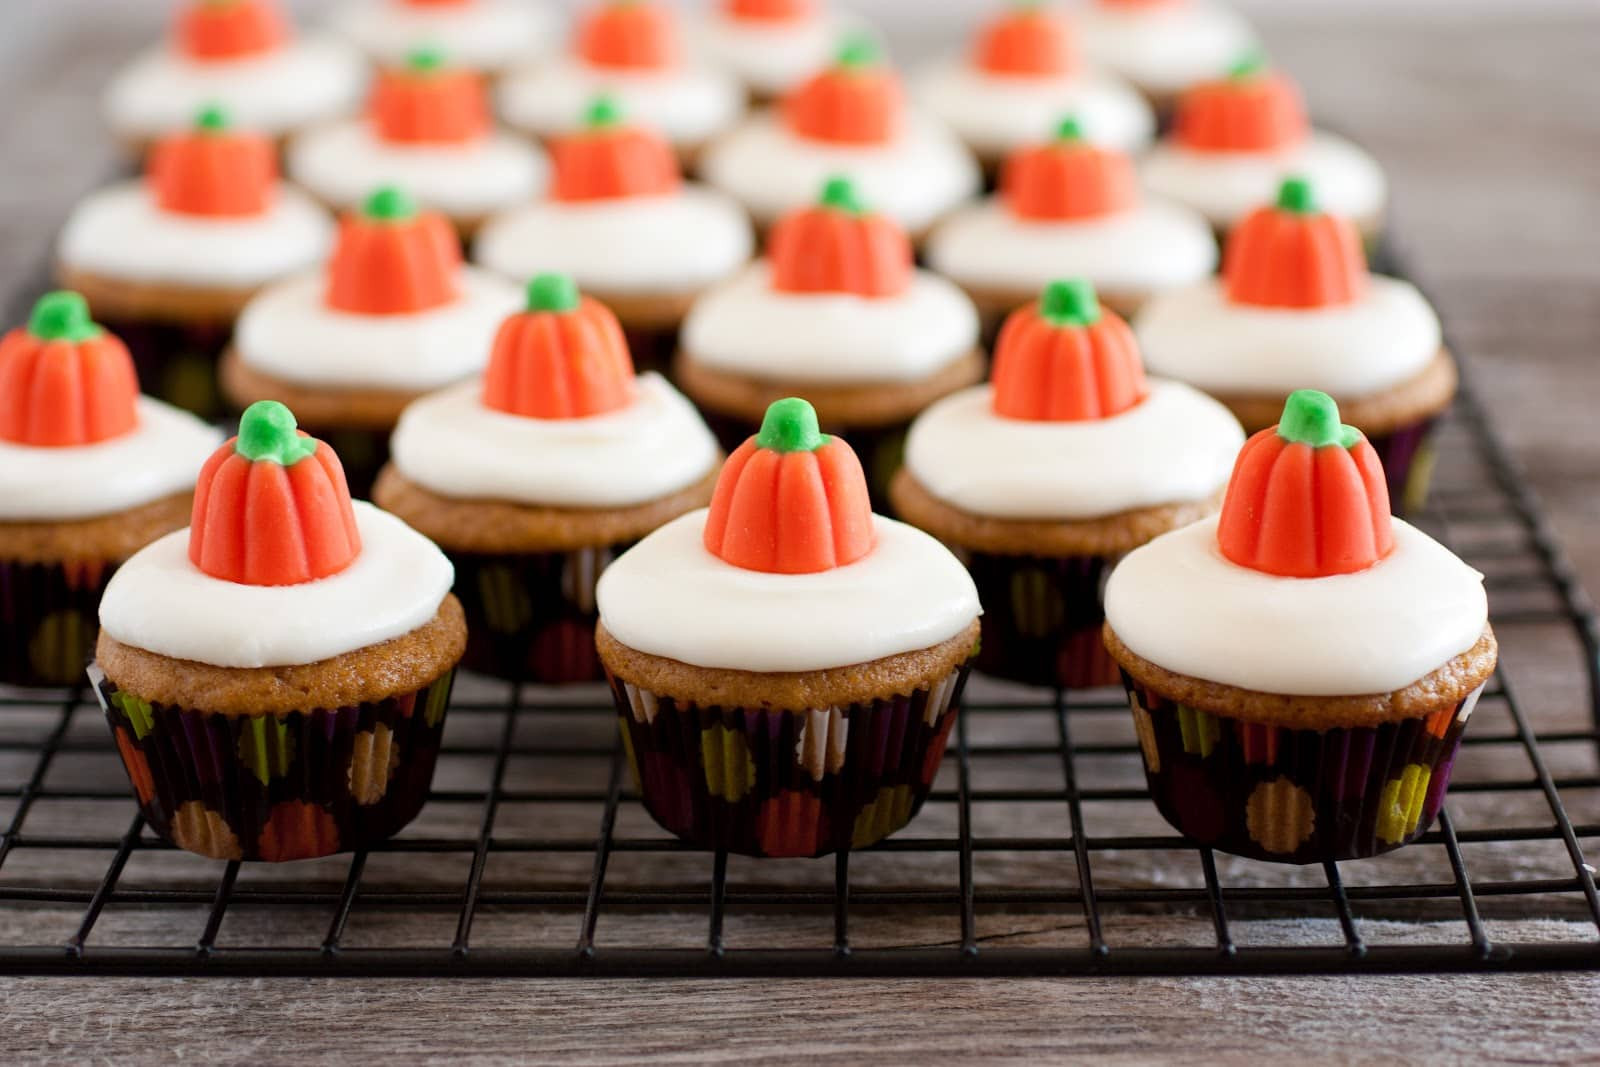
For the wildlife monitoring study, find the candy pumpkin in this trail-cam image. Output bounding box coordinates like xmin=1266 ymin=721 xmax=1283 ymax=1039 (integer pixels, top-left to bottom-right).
xmin=189 ymin=400 xmax=363 ymax=586
xmin=768 ymin=176 xmax=912 ymax=298
xmin=703 ymin=398 xmax=875 ymax=574
xmin=325 ymin=186 xmax=462 ymax=315
xmin=177 ymin=0 xmax=288 ymax=61
xmin=404 ymin=0 xmax=474 ymax=6
xmin=149 ymin=104 xmax=277 ymax=217
xmin=783 ymin=35 xmax=903 ymax=145
xmin=482 ymin=273 xmax=637 ymax=419
xmin=1001 ymin=116 xmax=1138 ymax=222
xmin=551 ymin=96 xmax=682 ymax=202
xmin=371 ymin=47 xmax=490 ymax=145
xmin=577 ymin=0 xmax=680 ymax=70
xmin=1224 ymin=176 xmax=1368 ymax=309
xmin=724 ymin=0 xmax=814 ymax=21
xmin=991 ymin=279 xmax=1146 ymax=421
xmin=1217 ymin=390 xmax=1394 ymax=578
xmin=1174 ymin=52 xmax=1307 ymax=153
xmin=0 ymin=292 xmax=140 ymax=447
xmin=974 ymin=1 xmax=1077 ymax=78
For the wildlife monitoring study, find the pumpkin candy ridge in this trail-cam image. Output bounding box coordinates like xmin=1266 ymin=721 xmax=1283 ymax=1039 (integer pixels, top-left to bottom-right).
xmin=990 ymin=279 xmax=1147 ymax=422
xmin=551 ymin=96 xmax=682 ymax=202
xmin=0 ymin=292 xmax=141 ymax=448
xmin=371 ymin=47 xmax=491 ymax=145
xmin=325 ymin=186 xmax=463 ymax=315
xmin=177 ymin=0 xmax=289 ymax=61
xmin=1223 ymin=176 xmax=1368 ymax=309
xmin=769 ymin=176 xmax=913 ymax=298
xmin=577 ymin=0 xmax=680 ymax=70
xmin=1173 ymin=51 xmax=1308 ymax=154
xmin=149 ymin=104 xmax=278 ymax=218
xmin=783 ymin=34 xmax=904 ymax=145
xmin=1001 ymin=115 xmax=1139 ymax=222
xmin=974 ymin=1 xmax=1077 ymax=78
xmin=481 ymin=273 xmax=637 ymax=419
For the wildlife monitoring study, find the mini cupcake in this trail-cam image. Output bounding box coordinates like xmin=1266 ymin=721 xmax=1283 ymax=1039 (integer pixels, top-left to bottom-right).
xmin=913 ymin=1 xmax=1154 ymax=171
xmin=57 ymin=105 xmax=334 ymax=414
xmin=700 ymin=35 xmax=980 ymax=238
xmin=693 ymin=0 xmax=867 ymax=102
xmin=330 ymin=0 xmax=559 ymax=74
xmin=288 ymin=47 xmax=548 ymax=234
xmin=1140 ymin=53 xmax=1387 ymax=240
xmin=596 ymin=397 xmax=982 ymax=857
xmin=926 ymin=116 xmax=1216 ymax=322
xmin=677 ymin=176 xmax=982 ymax=502
xmin=104 ymin=0 xmax=366 ymax=151
xmin=499 ymin=0 xmax=744 ymax=161
xmin=375 ymin=273 xmax=721 ymax=683
xmin=0 ymin=293 xmax=222 ymax=688
xmin=892 ymin=279 xmax=1242 ymax=689
xmin=1078 ymin=0 xmax=1258 ymax=112
xmin=1135 ymin=176 xmax=1452 ymax=511
xmin=1104 ymin=390 xmax=1496 ymax=863
xmin=95 ymin=400 xmax=464 ymax=862
xmin=222 ymin=186 xmax=521 ymax=495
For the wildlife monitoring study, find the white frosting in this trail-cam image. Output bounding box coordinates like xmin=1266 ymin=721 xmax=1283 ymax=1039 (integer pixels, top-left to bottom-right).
xmin=234 ymin=268 xmax=522 ymax=391
xmin=498 ymin=55 xmax=744 ymax=147
xmin=472 ymin=185 xmax=753 ymax=295
xmin=98 ymin=502 xmax=454 ymax=669
xmin=1104 ymin=515 xmax=1488 ymax=696
xmin=390 ymin=373 xmax=719 ymax=508
xmin=1135 ymin=277 xmax=1442 ymax=398
xmin=597 ymin=510 xmax=981 ymax=673
xmin=691 ymin=10 xmax=854 ymax=96
xmin=904 ymin=381 xmax=1243 ymax=521
xmin=287 ymin=121 xmax=548 ymax=220
xmin=0 ymin=398 xmax=223 ymax=522
xmin=682 ymin=262 xmax=979 ymax=384
xmin=1077 ymin=0 xmax=1258 ymax=95
xmin=925 ymin=196 xmax=1217 ymax=296
xmin=699 ymin=111 xmax=981 ymax=232
xmin=56 ymin=183 xmax=333 ymax=290
xmin=912 ymin=57 xmax=1155 ymax=157
xmin=1140 ymin=131 xmax=1388 ymax=228
xmin=104 ymin=36 xmax=367 ymax=140
xmin=329 ymin=0 xmax=559 ymax=71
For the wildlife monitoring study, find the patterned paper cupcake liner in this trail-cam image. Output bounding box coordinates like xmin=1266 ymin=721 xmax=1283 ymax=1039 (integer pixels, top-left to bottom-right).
xmin=0 ymin=557 xmax=116 ymax=688
xmin=700 ymin=411 xmax=910 ymax=512
xmin=607 ymin=665 xmax=971 ymax=857
xmin=1123 ymin=673 xmax=1484 ymax=863
xmin=103 ymin=316 xmax=232 ymax=420
xmin=1368 ymin=416 xmax=1440 ymax=515
xmin=967 ymin=552 xmax=1121 ymax=690
xmin=93 ymin=666 xmax=456 ymax=862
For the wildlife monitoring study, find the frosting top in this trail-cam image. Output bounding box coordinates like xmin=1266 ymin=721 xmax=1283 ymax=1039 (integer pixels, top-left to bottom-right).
xmin=330 ymin=0 xmax=559 ymax=71
xmin=498 ymin=55 xmax=744 ymax=145
xmin=693 ymin=7 xmax=850 ymax=95
xmin=1079 ymin=0 xmax=1258 ymax=94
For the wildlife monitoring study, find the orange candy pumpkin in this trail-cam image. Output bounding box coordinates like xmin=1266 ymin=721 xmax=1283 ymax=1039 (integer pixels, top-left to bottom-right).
xmin=0 ymin=292 xmax=140 ymax=448
xmin=325 ymin=187 xmax=462 ymax=315
xmin=189 ymin=400 xmax=363 ymax=586
xmin=1216 ymin=390 xmax=1394 ymax=579
xmin=176 ymin=0 xmax=288 ymax=61
xmin=1224 ymin=176 xmax=1368 ymax=309
xmin=703 ymin=398 xmax=875 ymax=574
xmin=768 ymin=176 xmax=912 ymax=298
xmin=577 ymin=0 xmax=680 ymax=70
xmin=551 ymin=96 xmax=682 ymax=202
xmin=974 ymin=1 xmax=1077 ymax=78
xmin=1174 ymin=52 xmax=1308 ymax=153
xmin=1001 ymin=116 xmax=1138 ymax=222
xmin=371 ymin=47 xmax=490 ymax=145
xmin=991 ymin=279 xmax=1147 ymax=421
xmin=783 ymin=35 xmax=904 ymax=145
xmin=149 ymin=104 xmax=277 ymax=217
xmin=724 ymin=0 xmax=815 ymax=21
xmin=482 ymin=274 xmax=636 ymax=419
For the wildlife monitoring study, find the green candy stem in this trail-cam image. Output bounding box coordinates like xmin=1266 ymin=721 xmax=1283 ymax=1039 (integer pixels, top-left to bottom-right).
xmin=836 ymin=32 xmax=881 ymax=70
xmin=584 ymin=94 xmax=625 ymax=130
xmin=406 ymin=45 xmax=448 ymax=74
xmin=1276 ymin=389 xmax=1361 ymax=449
xmin=235 ymin=401 xmax=319 ymax=466
xmin=755 ymin=398 xmax=828 ymax=453
xmin=1054 ymin=115 xmax=1085 ymax=143
xmin=527 ymin=273 xmax=580 ymax=313
xmin=364 ymin=185 xmax=417 ymax=222
xmin=1276 ymin=175 xmax=1318 ymax=214
xmin=819 ymin=175 xmax=866 ymax=214
xmin=1227 ymin=48 xmax=1268 ymax=80
xmin=195 ymin=102 xmax=231 ymax=133
xmin=28 ymin=291 xmax=102 ymax=343
xmin=1039 ymin=279 xmax=1101 ymax=327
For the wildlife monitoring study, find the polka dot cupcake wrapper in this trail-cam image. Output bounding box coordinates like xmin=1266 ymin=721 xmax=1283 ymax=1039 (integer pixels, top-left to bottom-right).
xmin=1123 ymin=673 xmax=1484 ymax=863
xmin=967 ymin=552 xmax=1121 ymax=691
xmin=0 ymin=556 xmax=115 ymax=688
xmin=607 ymin=665 xmax=971 ymax=858
xmin=92 ymin=666 xmax=456 ymax=862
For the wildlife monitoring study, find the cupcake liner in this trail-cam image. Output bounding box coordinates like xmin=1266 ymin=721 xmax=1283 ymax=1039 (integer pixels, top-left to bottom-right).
xmin=102 ymin=316 xmax=232 ymax=420
xmin=1367 ymin=416 xmax=1439 ymax=515
xmin=92 ymin=666 xmax=456 ymax=861
xmin=967 ymin=552 xmax=1121 ymax=690
xmin=304 ymin=426 xmax=390 ymax=501
xmin=1123 ymin=672 xmax=1484 ymax=863
xmin=700 ymin=411 xmax=910 ymax=512
xmin=607 ymin=665 xmax=971 ymax=857
xmin=0 ymin=557 xmax=115 ymax=688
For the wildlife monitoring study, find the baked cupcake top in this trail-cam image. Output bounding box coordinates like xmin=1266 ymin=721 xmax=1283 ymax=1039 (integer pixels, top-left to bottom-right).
xmin=1105 ymin=390 xmax=1487 ymax=695
xmin=59 ymin=106 xmax=334 ymax=291
xmin=598 ymin=397 xmax=980 ymax=672
xmin=390 ymin=273 xmax=719 ymax=507
xmin=330 ymin=0 xmax=559 ymax=73
xmin=693 ymin=0 xmax=864 ymax=98
xmin=700 ymin=35 xmax=981 ymax=232
xmin=1078 ymin=0 xmax=1258 ymax=97
xmin=913 ymin=1 xmax=1154 ymax=158
xmin=236 ymin=186 xmax=521 ymax=392
xmin=288 ymin=47 xmax=548 ymax=221
xmin=99 ymin=400 xmax=453 ymax=669
xmin=904 ymin=279 xmax=1242 ymax=520
xmin=104 ymin=0 xmax=366 ymax=143
xmin=1135 ymin=176 xmax=1440 ymax=399
xmin=683 ymin=176 xmax=979 ymax=383
xmin=0 ymin=292 xmax=223 ymax=522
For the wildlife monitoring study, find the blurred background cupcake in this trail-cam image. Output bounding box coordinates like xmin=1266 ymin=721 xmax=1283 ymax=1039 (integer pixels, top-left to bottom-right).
xmin=329 ymin=0 xmax=560 ymax=76
xmin=692 ymin=0 xmax=873 ymax=104
xmin=1077 ymin=0 xmax=1259 ymax=115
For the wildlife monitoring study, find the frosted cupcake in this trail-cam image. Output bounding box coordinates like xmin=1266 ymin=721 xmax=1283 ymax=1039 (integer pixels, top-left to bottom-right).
xmin=893 ymin=279 xmax=1242 ymax=689
xmin=1078 ymin=0 xmax=1258 ymax=112
xmin=104 ymin=0 xmax=366 ymax=151
xmin=913 ymin=1 xmax=1154 ymax=171
xmin=330 ymin=0 xmax=559 ymax=74
xmin=692 ymin=0 xmax=867 ymax=102
xmin=1141 ymin=53 xmax=1387 ymax=239
xmin=499 ymin=0 xmax=743 ymax=161
xmin=95 ymin=400 xmax=464 ymax=862
xmin=700 ymin=36 xmax=980 ymax=238
xmin=222 ymin=186 xmax=521 ymax=495
xmin=1135 ymin=177 xmax=1452 ymax=511
xmin=1105 ymin=391 xmax=1496 ymax=863
xmin=375 ymin=274 xmax=720 ymax=683
xmin=597 ymin=397 xmax=982 ymax=857
xmin=678 ymin=177 xmax=982 ymax=502
xmin=0 ymin=293 xmax=222 ymax=687
xmin=288 ymin=47 xmax=547 ymax=234
xmin=927 ymin=116 xmax=1216 ymax=322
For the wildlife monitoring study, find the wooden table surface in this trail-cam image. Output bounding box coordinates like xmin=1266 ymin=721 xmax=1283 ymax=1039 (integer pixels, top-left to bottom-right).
xmin=4 ymin=4 xmax=1600 ymax=1064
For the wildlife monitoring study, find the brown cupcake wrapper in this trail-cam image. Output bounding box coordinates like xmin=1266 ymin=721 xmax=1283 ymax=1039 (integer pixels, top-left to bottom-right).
xmin=967 ymin=552 xmax=1121 ymax=690
xmin=1 ymin=557 xmax=115 ymax=688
